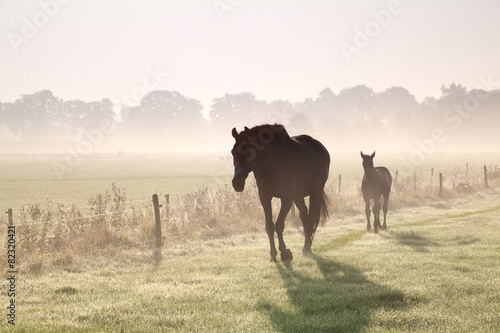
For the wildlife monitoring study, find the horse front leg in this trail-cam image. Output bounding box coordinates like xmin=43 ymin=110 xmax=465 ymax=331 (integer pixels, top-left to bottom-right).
xmin=373 ymin=198 xmax=381 ymax=234
xmin=382 ymin=193 xmax=389 ymax=230
xmin=260 ymin=196 xmax=277 ymax=262
xmin=364 ymin=197 xmax=371 ymax=231
xmin=275 ymin=197 xmax=293 ymax=261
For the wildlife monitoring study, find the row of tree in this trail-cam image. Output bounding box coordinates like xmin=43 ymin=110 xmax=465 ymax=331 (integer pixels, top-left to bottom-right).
xmin=1 ymin=84 xmax=499 ymax=151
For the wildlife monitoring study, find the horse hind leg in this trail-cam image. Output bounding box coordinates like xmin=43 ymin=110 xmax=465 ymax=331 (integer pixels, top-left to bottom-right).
xmin=382 ymin=193 xmax=389 ymax=230
xmin=302 ymin=191 xmax=322 ymax=256
xmin=294 ymin=196 xmax=309 ymax=232
xmin=295 ymin=197 xmax=312 ymax=257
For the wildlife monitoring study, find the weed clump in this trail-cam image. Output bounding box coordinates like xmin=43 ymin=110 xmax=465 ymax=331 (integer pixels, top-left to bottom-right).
xmin=172 ymin=182 xmax=263 ymax=240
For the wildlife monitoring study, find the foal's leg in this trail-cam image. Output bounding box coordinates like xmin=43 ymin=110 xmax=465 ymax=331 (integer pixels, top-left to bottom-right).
xmin=364 ymin=196 xmax=371 ymax=231
xmin=294 ymin=196 xmax=311 ymax=256
xmin=373 ymin=197 xmax=381 ymax=234
xmin=260 ymin=194 xmax=277 ymax=262
xmin=382 ymin=192 xmax=389 ymax=230
xmin=275 ymin=197 xmax=293 ymax=261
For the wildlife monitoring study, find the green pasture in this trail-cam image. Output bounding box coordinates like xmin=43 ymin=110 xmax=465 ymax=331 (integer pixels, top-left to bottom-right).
xmin=1 ymin=152 xmax=499 ymax=332
xmin=1 ymin=187 xmax=499 ymax=332
xmin=1 ymin=152 xmax=498 ymax=211
xmin=0 ymin=154 xmax=231 ymax=210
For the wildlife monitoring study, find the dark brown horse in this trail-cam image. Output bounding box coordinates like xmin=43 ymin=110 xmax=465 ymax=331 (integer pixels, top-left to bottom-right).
xmin=360 ymin=151 xmax=392 ymax=233
xmin=231 ymin=124 xmax=330 ymax=261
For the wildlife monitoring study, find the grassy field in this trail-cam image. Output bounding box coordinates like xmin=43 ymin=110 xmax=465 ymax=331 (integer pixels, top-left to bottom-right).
xmin=1 ymin=187 xmax=499 ymax=332
xmin=1 ymin=152 xmax=499 ymax=332
xmin=0 ymin=154 xmax=232 ymax=209
xmin=1 ymin=152 xmax=498 ymax=210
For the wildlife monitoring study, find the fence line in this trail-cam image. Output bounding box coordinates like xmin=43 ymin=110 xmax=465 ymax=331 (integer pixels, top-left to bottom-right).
xmin=8 ymin=197 xmax=155 ymax=214
xmin=12 ymin=205 xmax=155 ymax=227
xmin=3 ymin=166 xmax=494 ymax=228
xmin=3 ymin=162 xmax=497 ymax=271
xmin=3 ymin=193 xmax=165 ymax=272
xmin=19 ymin=211 xmax=124 ymax=226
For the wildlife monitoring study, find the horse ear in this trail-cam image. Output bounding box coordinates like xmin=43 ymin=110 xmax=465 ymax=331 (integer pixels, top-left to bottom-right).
xmin=371 ymin=151 xmax=376 ymax=158
xmin=244 ymin=126 xmax=249 ymax=131
xmin=232 ymin=127 xmax=239 ymax=139
xmin=360 ymin=151 xmax=364 ymax=158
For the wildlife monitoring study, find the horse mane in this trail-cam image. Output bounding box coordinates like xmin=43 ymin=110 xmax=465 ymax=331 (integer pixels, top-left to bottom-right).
xmin=238 ymin=123 xmax=289 ymax=140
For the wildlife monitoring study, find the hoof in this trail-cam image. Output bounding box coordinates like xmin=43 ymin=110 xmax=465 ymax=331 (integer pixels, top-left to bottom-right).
xmin=382 ymin=224 xmax=387 ymax=230
xmin=280 ymin=249 xmax=293 ymax=261
xmin=374 ymin=229 xmax=379 ymax=234
xmin=270 ymin=250 xmax=278 ymax=262
xmin=301 ymin=247 xmax=313 ymax=257
xmin=367 ymin=225 xmax=371 ymax=231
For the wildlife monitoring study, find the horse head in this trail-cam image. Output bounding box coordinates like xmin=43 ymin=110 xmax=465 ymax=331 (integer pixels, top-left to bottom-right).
xmin=231 ymin=127 xmax=253 ymax=192
xmin=230 ymin=124 xmax=286 ymax=192
xmin=360 ymin=151 xmax=376 ymax=175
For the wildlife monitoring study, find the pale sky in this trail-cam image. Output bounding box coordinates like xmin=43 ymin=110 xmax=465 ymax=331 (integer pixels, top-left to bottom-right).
xmin=1 ymin=0 xmax=499 ymax=111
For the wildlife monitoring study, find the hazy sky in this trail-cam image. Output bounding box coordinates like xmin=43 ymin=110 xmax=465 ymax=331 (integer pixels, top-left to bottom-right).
xmin=1 ymin=0 xmax=499 ymax=111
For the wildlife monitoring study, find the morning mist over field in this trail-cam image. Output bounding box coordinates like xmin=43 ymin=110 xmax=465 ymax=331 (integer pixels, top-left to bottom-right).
xmin=1 ymin=84 xmax=500 ymax=154
xmin=1 ymin=1 xmax=499 ymax=155
xmin=2 ymin=2 xmax=500 ymax=332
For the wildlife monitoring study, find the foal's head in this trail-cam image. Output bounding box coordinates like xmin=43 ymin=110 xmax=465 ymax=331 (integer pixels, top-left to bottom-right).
xmin=360 ymin=151 xmax=375 ymax=171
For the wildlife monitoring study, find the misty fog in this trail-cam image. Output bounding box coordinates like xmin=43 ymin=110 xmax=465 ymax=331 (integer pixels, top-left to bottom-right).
xmin=1 ymin=83 xmax=499 ymax=154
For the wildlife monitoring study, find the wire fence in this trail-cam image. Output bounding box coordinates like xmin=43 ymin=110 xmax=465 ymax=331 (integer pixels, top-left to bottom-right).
xmin=1 ymin=191 xmax=162 ymax=272
xmin=1 ymin=163 xmax=498 ymax=273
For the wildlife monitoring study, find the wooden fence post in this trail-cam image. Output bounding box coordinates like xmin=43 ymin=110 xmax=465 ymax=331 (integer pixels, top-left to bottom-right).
xmin=338 ymin=174 xmax=342 ymax=193
xmin=466 ymin=163 xmax=469 ymax=178
xmin=395 ymin=170 xmax=398 ymax=183
xmin=431 ymin=168 xmax=434 ymax=183
xmin=152 ymin=194 xmax=163 ymax=248
xmin=484 ymin=165 xmax=488 ymax=188
xmin=290 ymin=202 xmax=295 ymax=218
xmin=5 ymin=209 xmax=13 ymax=226
xmin=439 ymin=173 xmax=443 ymax=197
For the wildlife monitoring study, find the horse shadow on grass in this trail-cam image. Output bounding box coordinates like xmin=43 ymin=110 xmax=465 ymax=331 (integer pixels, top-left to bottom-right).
xmin=382 ymin=230 xmax=439 ymax=253
xmin=257 ymin=255 xmax=409 ymax=332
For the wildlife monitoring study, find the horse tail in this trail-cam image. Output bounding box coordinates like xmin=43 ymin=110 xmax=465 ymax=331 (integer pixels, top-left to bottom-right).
xmin=311 ymin=189 xmax=330 ymax=239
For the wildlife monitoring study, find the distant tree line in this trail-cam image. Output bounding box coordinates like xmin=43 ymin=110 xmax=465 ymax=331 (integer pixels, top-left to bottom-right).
xmin=1 ymin=84 xmax=499 ymax=152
